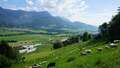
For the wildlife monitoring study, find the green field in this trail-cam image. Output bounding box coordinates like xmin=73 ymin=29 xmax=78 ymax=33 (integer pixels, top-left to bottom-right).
xmin=0 ymin=28 xmax=68 ymax=46
xmin=10 ymin=39 xmax=120 ymax=68
xmin=1 ymin=29 xmax=120 ymax=68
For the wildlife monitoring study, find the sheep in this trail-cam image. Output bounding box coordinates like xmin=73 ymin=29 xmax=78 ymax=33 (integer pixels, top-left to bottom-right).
xmin=32 ymin=64 xmax=41 ymax=68
xmin=97 ymin=48 xmax=103 ymax=51
xmin=81 ymin=52 xmax=87 ymax=55
xmin=113 ymin=40 xmax=120 ymax=43
xmin=104 ymin=45 xmax=110 ymax=49
xmin=81 ymin=49 xmax=92 ymax=55
xmin=85 ymin=49 xmax=92 ymax=53
xmin=109 ymin=43 xmax=117 ymax=48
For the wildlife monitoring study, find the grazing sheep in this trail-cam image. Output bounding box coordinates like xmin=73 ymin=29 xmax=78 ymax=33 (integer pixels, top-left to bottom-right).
xmin=47 ymin=62 xmax=56 ymax=68
xmin=81 ymin=52 xmax=87 ymax=55
xmin=114 ymin=40 xmax=119 ymax=43
xmin=109 ymin=43 xmax=117 ymax=48
xmin=85 ymin=49 xmax=92 ymax=53
xmin=97 ymin=48 xmax=103 ymax=51
xmin=105 ymin=45 xmax=110 ymax=49
xmin=32 ymin=64 xmax=41 ymax=68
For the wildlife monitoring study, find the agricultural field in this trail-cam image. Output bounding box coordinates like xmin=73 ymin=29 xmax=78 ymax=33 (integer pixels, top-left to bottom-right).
xmin=0 ymin=28 xmax=68 ymax=46
xmin=0 ymin=29 xmax=25 ymax=35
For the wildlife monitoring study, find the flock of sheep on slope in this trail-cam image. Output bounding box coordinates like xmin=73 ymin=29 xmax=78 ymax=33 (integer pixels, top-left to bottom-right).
xmin=29 ymin=40 xmax=120 ymax=68
xmin=81 ymin=40 xmax=119 ymax=55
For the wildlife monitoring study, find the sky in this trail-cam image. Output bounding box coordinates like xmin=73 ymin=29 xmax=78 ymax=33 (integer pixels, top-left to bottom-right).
xmin=0 ymin=0 xmax=120 ymax=26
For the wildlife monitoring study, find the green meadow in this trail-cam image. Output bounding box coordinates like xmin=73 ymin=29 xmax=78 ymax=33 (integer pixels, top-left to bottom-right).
xmin=11 ymin=39 xmax=120 ymax=68
xmin=0 ymin=29 xmax=120 ymax=68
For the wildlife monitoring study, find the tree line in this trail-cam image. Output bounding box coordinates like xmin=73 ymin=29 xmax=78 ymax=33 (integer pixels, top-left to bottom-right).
xmin=53 ymin=32 xmax=92 ymax=49
xmin=99 ymin=7 xmax=120 ymax=42
xmin=53 ymin=7 xmax=120 ymax=49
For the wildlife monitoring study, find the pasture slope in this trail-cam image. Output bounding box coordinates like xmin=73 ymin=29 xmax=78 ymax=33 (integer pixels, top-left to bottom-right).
xmin=12 ymin=40 xmax=120 ymax=68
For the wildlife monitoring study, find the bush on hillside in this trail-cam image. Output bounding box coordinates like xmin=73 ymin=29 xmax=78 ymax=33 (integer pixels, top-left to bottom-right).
xmin=0 ymin=40 xmax=21 ymax=67
xmin=81 ymin=32 xmax=92 ymax=41
xmin=53 ymin=40 xmax=63 ymax=49
xmin=0 ymin=40 xmax=19 ymax=60
xmin=53 ymin=35 xmax=80 ymax=49
xmin=0 ymin=55 xmax=12 ymax=68
xmin=67 ymin=57 xmax=75 ymax=62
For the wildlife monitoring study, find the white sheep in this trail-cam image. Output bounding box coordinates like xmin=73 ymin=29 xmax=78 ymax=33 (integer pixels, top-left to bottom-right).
xmin=32 ymin=64 xmax=41 ymax=68
xmin=85 ymin=49 xmax=92 ymax=53
xmin=97 ymin=48 xmax=103 ymax=51
xmin=114 ymin=40 xmax=120 ymax=43
xmin=105 ymin=45 xmax=110 ymax=49
xmin=109 ymin=43 xmax=117 ymax=48
xmin=81 ymin=52 xmax=87 ymax=55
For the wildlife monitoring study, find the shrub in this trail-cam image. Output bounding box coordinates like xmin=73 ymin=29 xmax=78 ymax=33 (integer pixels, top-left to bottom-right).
xmin=0 ymin=40 xmax=19 ymax=60
xmin=53 ymin=40 xmax=63 ymax=49
xmin=0 ymin=40 xmax=21 ymax=67
xmin=0 ymin=55 xmax=12 ymax=68
xmin=82 ymin=32 xmax=92 ymax=41
xmin=67 ymin=57 xmax=75 ymax=62
xmin=47 ymin=62 xmax=56 ymax=68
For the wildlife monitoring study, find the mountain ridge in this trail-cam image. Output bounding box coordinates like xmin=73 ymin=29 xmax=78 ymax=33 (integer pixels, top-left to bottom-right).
xmin=0 ymin=7 xmax=97 ymax=32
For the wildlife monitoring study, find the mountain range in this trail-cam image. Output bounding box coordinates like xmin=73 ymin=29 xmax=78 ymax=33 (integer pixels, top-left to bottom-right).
xmin=0 ymin=7 xmax=97 ymax=32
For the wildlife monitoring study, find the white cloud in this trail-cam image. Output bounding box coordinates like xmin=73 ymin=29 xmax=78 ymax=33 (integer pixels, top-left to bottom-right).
xmin=0 ymin=0 xmax=118 ymax=26
xmin=26 ymin=0 xmax=33 ymax=5
xmin=24 ymin=0 xmax=115 ymax=26
xmin=78 ymin=11 xmax=117 ymax=26
xmin=3 ymin=0 xmax=8 ymax=2
xmin=0 ymin=0 xmax=7 ymax=2
xmin=24 ymin=0 xmax=89 ymax=22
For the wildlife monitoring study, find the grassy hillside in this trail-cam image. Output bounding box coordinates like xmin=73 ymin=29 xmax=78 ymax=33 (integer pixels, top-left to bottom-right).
xmin=1 ymin=28 xmax=119 ymax=68
xmin=11 ymin=40 xmax=120 ymax=68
